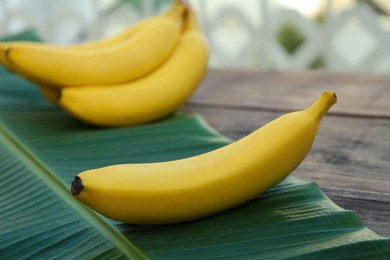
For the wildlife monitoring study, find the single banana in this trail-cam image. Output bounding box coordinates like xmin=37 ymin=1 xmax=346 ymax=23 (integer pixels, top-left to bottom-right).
xmin=0 ymin=18 xmax=152 ymax=54
xmin=59 ymin=8 xmax=209 ymax=127
xmin=71 ymin=92 xmax=337 ymax=224
xmin=69 ymin=0 xmax=187 ymax=51
xmin=65 ymin=7 xmax=176 ymax=51
xmin=0 ymin=1 xmax=183 ymax=53
xmin=0 ymin=11 xmax=158 ymax=105
xmin=2 ymin=1 xmax=185 ymax=87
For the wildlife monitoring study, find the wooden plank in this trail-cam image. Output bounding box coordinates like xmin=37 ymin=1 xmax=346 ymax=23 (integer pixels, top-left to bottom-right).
xmin=191 ymin=70 xmax=390 ymax=117
xmin=323 ymin=187 xmax=390 ymax=237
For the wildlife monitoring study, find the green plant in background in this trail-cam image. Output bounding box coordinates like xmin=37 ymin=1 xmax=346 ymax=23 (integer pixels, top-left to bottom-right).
xmin=309 ymin=55 xmax=326 ymax=69
xmin=277 ymin=20 xmax=326 ymax=69
xmin=118 ymin=0 xmax=173 ymax=13
xmin=0 ymin=29 xmax=41 ymax=42
xmin=276 ymin=21 xmax=306 ymax=55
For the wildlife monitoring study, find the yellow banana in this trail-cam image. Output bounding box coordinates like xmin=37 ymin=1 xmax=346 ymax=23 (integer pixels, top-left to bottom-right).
xmin=0 ymin=10 xmax=158 ymax=104
xmin=0 ymin=19 xmax=150 ymax=54
xmin=0 ymin=1 xmax=183 ymax=53
xmin=66 ymin=8 xmax=174 ymax=51
xmin=59 ymin=8 xmax=208 ymax=127
xmin=71 ymin=92 xmax=337 ymax=224
xmin=69 ymin=0 xmax=187 ymax=51
xmin=2 ymin=1 xmax=185 ymax=87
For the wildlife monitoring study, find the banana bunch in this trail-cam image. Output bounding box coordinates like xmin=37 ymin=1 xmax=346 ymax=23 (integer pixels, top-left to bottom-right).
xmin=0 ymin=0 xmax=209 ymax=127
xmin=71 ymin=92 xmax=337 ymax=225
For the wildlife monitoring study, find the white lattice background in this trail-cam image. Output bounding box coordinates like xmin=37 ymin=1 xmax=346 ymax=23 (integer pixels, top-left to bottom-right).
xmin=1 ymin=0 xmax=390 ymax=73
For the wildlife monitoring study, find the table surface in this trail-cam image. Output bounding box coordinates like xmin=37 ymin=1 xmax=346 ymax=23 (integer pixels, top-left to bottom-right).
xmin=182 ymin=69 xmax=390 ymax=238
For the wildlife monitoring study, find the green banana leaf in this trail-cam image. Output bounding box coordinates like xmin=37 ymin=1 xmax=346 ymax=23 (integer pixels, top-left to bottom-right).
xmin=1 ymin=31 xmax=389 ymax=259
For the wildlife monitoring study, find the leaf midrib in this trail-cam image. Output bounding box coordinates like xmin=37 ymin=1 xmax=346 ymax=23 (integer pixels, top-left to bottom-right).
xmin=0 ymin=120 xmax=148 ymax=260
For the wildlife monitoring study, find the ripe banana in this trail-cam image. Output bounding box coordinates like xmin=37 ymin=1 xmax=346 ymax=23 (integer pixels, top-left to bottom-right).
xmin=71 ymin=91 xmax=337 ymax=224
xmin=2 ymin=1 xmax=185 ymax=87
xmin=0 ymin=1 xmax=183 ymax=53
xmin=0 ymin=8 xmax=162 ymax=104
xmin=65 ymin=8 xmax=173 ymax=51
xmin=0 ymin=6 xmax=175 ymax=105
xmin=59 ymin=8 xmax=209 ymax=127
xmin=0 ymin=18 xmax=151 ymax=55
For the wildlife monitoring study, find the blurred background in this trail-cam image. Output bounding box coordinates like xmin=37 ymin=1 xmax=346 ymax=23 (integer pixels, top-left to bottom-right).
xmin=1 ymin=0 xmax=389 ymax=73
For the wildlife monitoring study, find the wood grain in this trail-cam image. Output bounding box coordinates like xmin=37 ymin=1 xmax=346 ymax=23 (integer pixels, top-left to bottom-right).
xmin=182 ymin=69 xmax=390 ymax=237
xmin=190 ymin=70 xmax=390 ymax=118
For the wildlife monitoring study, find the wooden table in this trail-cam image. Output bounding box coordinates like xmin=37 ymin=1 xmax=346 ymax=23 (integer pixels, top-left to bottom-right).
xmin=182 ymin=69 xmax=390 ymax=238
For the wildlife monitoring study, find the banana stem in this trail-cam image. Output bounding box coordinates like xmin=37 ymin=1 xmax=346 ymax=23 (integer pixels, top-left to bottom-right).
xmin=165 ymin=0 xmax=186 ymax=20
xmin=181 ymin=7 xmax=199 ymax=32
xmin=71 ymin=176 xmax=84 ymax=195
xmin=305 ymin=91 xmax=337 ymax=120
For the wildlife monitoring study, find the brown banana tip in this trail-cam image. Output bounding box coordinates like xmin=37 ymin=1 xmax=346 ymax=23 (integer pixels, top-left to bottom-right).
xmin=4 ymin=47 xmax=11 ymax=57
xmin=71 ymin=176 xmax=84 ymax=195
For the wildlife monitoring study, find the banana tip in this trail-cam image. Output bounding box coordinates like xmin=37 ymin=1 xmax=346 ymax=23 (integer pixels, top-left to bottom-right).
xmin=4 ymin=47 xmax=11 ymax=57
xmin=327 ymin=91 xmax=337 ymax=105
xmin=71 ymin=176 xmax=84 ymax=195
